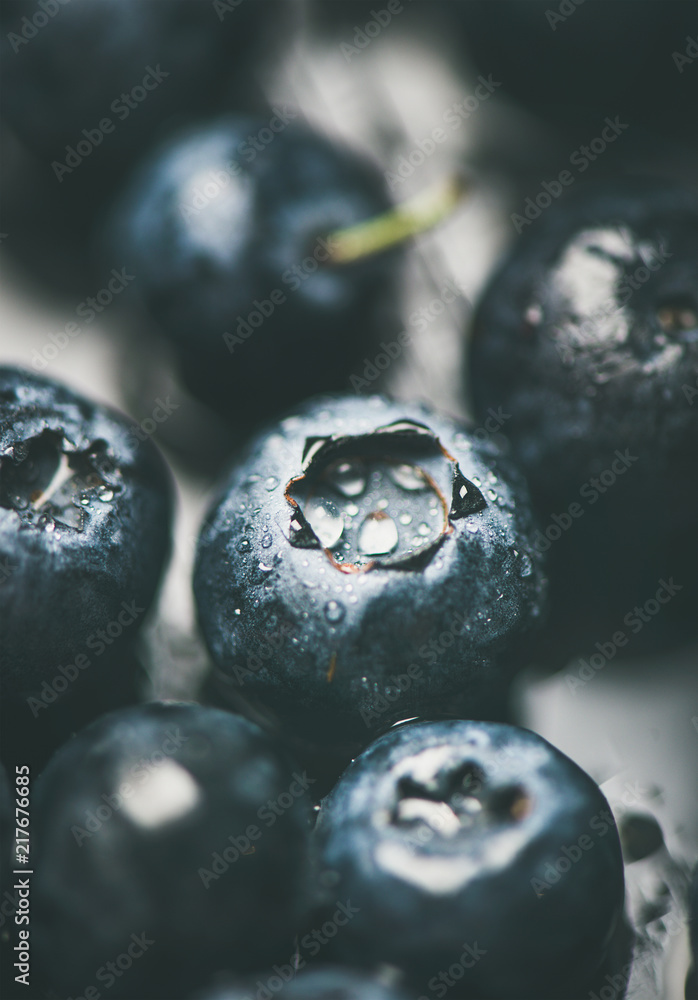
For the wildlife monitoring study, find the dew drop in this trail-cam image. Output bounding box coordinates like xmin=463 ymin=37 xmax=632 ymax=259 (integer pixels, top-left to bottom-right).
xmin=261 ymin=533 xmax=273 ymax=550
xmin=324 ymin=600 xmax=345 ymax=624
xmin=79 ymin=493 xmax=91 ymax=507
xmin=417 ymin=522 xmax=430 ymax=536
xmin=345 ymin=502 xmax=359 ymax=517
xmin=326 ymin=460 xmax=366 ymax=498
xmin=265 ymin=476 xmax=279 ymax=492
xmin=258 ymin=562 xmax=273 ymax=574
xmin=487 ymin=489 xmax=497 ymax=501
xmin=398 ymin=512 xmax=412 ymax=525
xmin=238 ymin=538 xmax=250 ymax=552
xmin=97 ymin=486 xmax=114 ymax=502
xmin=358 ymin=511 xmax=399 ymax=556
xmin=389 ymin=463 xmax=427 ymax=491
xmin=305 ymin=497 xmax=344 ymax=549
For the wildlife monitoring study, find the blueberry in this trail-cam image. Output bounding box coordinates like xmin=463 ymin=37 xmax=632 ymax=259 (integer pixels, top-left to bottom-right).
xmin=194 ymin=394 xmax=546 ymax=749
xmin=32 ymin=702 xmax=311 ymax=1000
xmin=0 ymin=367 xmax=173 ymax=701
xmin=105 ymin=119 xmax=401 ymax=422
xmin=198 ymin=967 xmax=410 ymax=1000
xmin=0 ymin=0 xmax=283 ymax=169
xmin=313 ymin=719 xmax=626 ymax=998
xmin=467 ymin=178 xmax=698 ymax=661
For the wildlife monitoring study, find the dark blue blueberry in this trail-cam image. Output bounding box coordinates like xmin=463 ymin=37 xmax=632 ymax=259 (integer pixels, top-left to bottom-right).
xmin=105 ymin=119 xmax=402 ymax=422
xmin=0 ymin=0 xmax=283 ymax=169
xmin=194 ymin=395 xmax=546 ymax=750
xmin=0 ymin=367 xmax=173 ymax=702
xmin=313 ymin=719 xmax=626 ymax=999
xmin=33 ymin=702 xmax=311 ymax=1000
xmin=198 ymin=967 xmax=410 ymax=1000
xmin=467 ymin=178 xmax=698 ymax=663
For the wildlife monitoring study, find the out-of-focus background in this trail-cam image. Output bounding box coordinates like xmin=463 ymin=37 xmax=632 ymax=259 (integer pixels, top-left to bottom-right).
xmin=1 ymin=2 xmax=696 ymax=997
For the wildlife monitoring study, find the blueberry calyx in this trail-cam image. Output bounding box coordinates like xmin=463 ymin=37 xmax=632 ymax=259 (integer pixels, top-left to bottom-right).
xmin=0 ymin=429 xmax=120 ymax=532
xmin=285 ymin=419 xmax=486 ymax=571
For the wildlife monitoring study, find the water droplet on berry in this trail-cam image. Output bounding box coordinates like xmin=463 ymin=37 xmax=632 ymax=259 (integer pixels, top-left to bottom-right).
xmin=326 ymin=460 xmax=366 ymax=498
xmin=265 ymin=476 xmax=279 ymax=491
xmin=305 ymin=497 xmax=344 ymax=548
xmin=261 ymin=532 xmax=273 ymax=549
xmin=518 ymin=553 xmax=533 ymax=577
xmin=324 ymin=600 xmax=345 ymax=624
xmin=389 ymin=463 xmax=427 ymax=491
xmin=358 ymin=511 xmax=399 ymax=555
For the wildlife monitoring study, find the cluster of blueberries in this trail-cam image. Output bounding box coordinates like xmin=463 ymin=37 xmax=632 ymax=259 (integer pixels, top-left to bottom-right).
xmin=0 ymin=2 xmax=697 ymax=999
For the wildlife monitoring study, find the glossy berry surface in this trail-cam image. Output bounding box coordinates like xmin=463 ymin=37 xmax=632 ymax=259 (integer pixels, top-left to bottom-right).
xmin=194 ymin=395 xmax=546 ymax=749
xmin=106 ymin=118 xmax=401 ymax=422
xmin=468 ymin=179 xmax=698 ymax=661
xmin=33 ymin=703 xmax=311 ymax=1000
xmin=198 ymin=967 xmax=411 ymax=1000
xmin=0 ymin=367 xmax=173 ymax=698
xmin=314 ymin=720 xmax=626 ymax=999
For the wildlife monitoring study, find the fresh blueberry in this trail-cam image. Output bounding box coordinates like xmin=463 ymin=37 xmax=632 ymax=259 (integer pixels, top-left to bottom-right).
xmin=0 ymin=367 xmax=173 ymax=703
xmin=33 ymin=702 xmax=311 ymax=1000
xmin=105 ymin=118 xmax=402 ymax=422
xmin=467 ymin=178 xmax=698 ymax=662
xmin=197 ymin=967 xmax=410 ymax=1000
xmin=194 ymin=394 xmax=546 ymax=750
xmin=0 ymin=0 xmax=283 ymax=169
xmin=313 ymin=719 xmax=626 ymax=999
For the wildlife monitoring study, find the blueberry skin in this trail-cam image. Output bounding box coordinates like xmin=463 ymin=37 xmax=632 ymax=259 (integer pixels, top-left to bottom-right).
xmin=194 ymin=395 xmax=546 ymax=749
xmin=33 ymin=703 xmax=311 ymax=1000
xmin=314 ymin=720 xmax=626 ymax=999
xmin=0 ymin=367 xmax=173 ymax=698
xmin=198 ymin=967 xmax=411 ymax=1000
xmin=0 ymin=0 xmax=281 ymax=168
xmin=105 ymin=118 xmax=401 ymax=421
xmin=467 ymin=179 xmax=698 ymax=660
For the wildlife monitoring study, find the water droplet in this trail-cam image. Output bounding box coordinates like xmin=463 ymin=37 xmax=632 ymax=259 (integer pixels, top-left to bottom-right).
xmin=429 ymin=505 xmax=440 ymax=516
xmin=258 ymin=562 xmax=273 ymax=574
xmin=97 ymin=486 xmax=114 ymax=502
xmin=345 ymin=502 xmax=359 ymax=517
xmin=358 ymin=511 xmax=399 ymax=556
xmin=487 ymin=489 xmax=497 ymax=501
xmin=324 ymin=600 xmax=345 ymax=624
xmin=305 ymin=497 xmax=344 ymax=549
xmin=79 ymin=493 xmax=91 ymax=506
xmin=518 ymin=553 xmax=533 ymax=577
xmin=41 ymin=516 xmax=55 ymax=533
xmin=471 ymin=476 xmax=481 ymax=487
xmin=376 ymin=498 xmax=389 ymax=510
xmin=12 ymin=495 xmax=28 ymax=511
xmin=326 ymin=460 xmax=366 ymax=498
xmin=234 ymin=608 xmax=241 ymax=616
xmin=399 ymin=512 xmax=412 ymax=525
xmin=261 ymin=532 xmax=273 ymax=549
xmin=265 ymin=476 xmax=279 ymax=492
xmin=389 ymin=463 xmax=427 ymax=491
xmin=238 ymin=538 xmax=250 ymax=552
xmin=417 ymin=522 xmax=430 ymax=536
